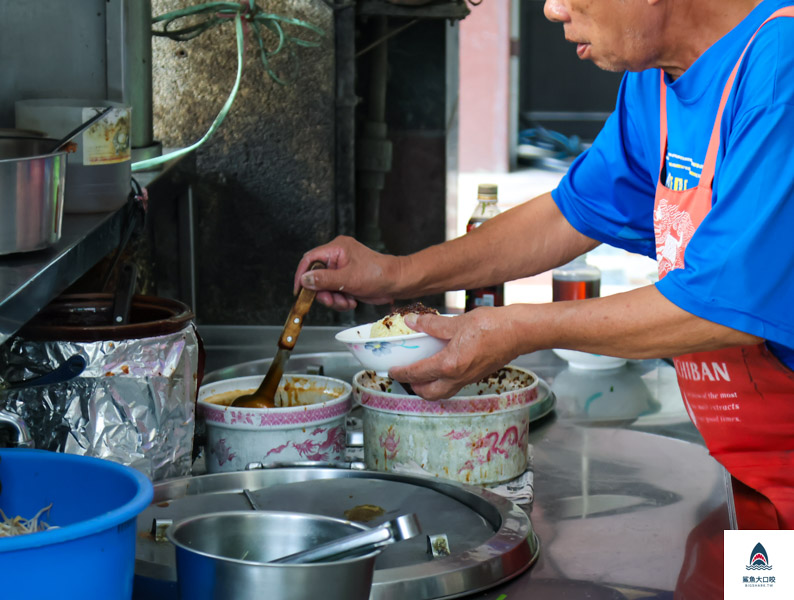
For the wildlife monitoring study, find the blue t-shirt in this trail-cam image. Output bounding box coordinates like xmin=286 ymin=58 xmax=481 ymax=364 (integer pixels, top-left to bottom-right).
xmin=552 ymin=0 xmax=794 ymax=369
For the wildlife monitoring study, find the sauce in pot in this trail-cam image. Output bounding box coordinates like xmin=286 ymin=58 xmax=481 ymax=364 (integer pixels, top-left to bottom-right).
xmin=205 ymin=378 xmax=344 ymax=409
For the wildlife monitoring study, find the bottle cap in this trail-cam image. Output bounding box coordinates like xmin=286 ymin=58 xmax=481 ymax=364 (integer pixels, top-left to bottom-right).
xmin=477 ymin=183 xmax=498 ymax=200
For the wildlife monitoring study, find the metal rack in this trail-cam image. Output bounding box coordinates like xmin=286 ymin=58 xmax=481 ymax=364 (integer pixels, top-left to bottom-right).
xmin=0 ymin=164 xmax=173 ymax=346
xmin=0 ymin=211 xmax=126 ymax=345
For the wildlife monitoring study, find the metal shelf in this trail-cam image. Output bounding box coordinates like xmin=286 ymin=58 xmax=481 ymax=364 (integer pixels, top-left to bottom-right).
xmin=0 ymin=158 xmax=183 ymax=346
xmin=0 ymin=209 xmax=128 ymax=345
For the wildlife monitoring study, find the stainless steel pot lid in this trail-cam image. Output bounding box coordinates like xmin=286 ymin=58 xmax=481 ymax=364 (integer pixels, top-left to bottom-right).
xmin=135 ymin=468 xmax=539 ymax=599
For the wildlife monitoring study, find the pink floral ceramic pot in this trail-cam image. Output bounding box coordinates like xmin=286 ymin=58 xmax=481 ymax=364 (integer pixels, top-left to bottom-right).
xmin=353 ymin=366 xmax=540 ymax=485
xmin=198 ymin=374 xmax=352 ymax=473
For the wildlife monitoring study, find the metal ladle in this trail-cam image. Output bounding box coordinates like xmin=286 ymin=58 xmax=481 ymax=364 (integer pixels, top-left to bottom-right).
xmin=271 ymin=513 xmax=422 ymax=564
xmin=231 ymin=260 xmax=326 ymax=408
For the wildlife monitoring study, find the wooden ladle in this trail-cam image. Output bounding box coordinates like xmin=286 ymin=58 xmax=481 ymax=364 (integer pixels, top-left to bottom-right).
xmin=231 ymin=261 xmax=326 ymax=408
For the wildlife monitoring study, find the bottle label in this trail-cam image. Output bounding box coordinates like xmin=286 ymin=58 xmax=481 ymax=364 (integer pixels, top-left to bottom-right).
xmin=81 ymin=107 xmax=131 ymax=166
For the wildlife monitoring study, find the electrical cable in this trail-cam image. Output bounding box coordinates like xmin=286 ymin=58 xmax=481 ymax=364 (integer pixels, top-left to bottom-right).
xmin=132 ymin=1 xmax=324 ymax=172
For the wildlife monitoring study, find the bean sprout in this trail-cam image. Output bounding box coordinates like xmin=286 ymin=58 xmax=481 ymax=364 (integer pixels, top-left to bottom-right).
xmin=0 ymin=504 xmax=58 ymax=537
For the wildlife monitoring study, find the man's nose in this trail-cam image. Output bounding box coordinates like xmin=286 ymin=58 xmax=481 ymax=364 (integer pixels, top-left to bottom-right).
xmin=544 ymin=0 xmax=570 ymax=23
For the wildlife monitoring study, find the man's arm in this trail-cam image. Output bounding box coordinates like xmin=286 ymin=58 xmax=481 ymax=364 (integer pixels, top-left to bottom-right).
xmin=296 ymin=192 xmax=598 ymax=308
xmin=399 ymin=191 xmax=598 ymax=297
xmin=392 ymin=285 xmax=762 ymax=400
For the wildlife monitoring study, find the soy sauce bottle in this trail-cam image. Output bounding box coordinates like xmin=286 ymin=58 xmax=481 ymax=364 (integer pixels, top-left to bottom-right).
xmin=465 ymin=184 xmax=505 ymax=311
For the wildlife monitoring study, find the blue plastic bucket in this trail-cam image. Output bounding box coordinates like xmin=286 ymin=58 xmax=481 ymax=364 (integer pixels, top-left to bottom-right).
xmin=0 ymin=449 xmax=153 ymax=599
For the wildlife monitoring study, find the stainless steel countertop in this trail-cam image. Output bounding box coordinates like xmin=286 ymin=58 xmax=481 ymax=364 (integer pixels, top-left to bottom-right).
xmin=200 ymin=325 xmax=731 ymax=599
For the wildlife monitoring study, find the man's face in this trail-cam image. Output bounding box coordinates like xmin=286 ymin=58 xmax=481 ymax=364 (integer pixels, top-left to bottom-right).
xmin=544 ymin=0 xmax=661 ymax=72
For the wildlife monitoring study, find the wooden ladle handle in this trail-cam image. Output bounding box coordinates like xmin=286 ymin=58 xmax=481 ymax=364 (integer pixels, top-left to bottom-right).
xmin=278 ymin=260 xmax=326 ymax=350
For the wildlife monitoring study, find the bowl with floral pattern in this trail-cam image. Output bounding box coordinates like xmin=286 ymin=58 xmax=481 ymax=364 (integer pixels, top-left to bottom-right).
xmin=335 ymin=320 xmax=448 ymax=376
xmin=198 ymin=374 xmax=352 ymax=473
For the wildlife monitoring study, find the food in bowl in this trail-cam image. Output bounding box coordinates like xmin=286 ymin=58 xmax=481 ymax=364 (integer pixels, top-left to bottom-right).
xmin=353 ymin=366 xmax=541 ymax=484
xmin=370 ymin=303 xmax=439 ymax=338
xmin=335 ymin=309 xmax=448 ymax=376
xmin=0 ymin=504 xmax=57 ymax=537
xmin=198 ymin=374 xmax=353 ymax=473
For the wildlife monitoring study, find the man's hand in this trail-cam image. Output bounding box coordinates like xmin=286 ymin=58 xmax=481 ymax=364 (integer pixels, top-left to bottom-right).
xmin=294 ymin=236 xmax=400 ymax=310
xmin=389 ymin=307 xmax=524 ymax=400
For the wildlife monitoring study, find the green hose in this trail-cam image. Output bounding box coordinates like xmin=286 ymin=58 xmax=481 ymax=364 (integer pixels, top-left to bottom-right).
xmin=132 ymin=1 xmax=324 ymax=172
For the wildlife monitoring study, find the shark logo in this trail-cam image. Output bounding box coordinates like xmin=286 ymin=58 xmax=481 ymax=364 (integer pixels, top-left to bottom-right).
xmin=746 ymin=542 xmax=773 ymax=571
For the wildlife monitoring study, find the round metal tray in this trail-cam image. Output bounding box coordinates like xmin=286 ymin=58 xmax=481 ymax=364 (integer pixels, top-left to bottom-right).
xmin=134 ymin=468 xmax=539 ymax=599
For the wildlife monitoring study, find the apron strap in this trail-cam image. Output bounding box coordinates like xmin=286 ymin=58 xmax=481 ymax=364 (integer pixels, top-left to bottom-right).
xmin=659 ymin=7 xmax=794 ymax=190
xmin=700 ymin=6 xmax=794 ymax=188
xmin=658 ymin=72 xmax=668 ymax=182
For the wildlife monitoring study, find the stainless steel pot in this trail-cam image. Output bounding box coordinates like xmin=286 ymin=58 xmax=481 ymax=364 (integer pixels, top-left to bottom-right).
xmin=167 ymin=511 xmax=379 ymax=600
xmin=0 ymin=137 xmax=66 ymax=255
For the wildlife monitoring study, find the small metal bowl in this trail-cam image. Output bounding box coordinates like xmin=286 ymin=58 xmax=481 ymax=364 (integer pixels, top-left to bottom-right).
xmin=167 ymin=511 xmax=379 ymax=600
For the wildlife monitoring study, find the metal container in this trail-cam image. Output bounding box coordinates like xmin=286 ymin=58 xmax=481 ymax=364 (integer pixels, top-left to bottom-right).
xmin=134 ymin=467 xmax=538 ymax=600
xmin=167 ymin=511 xmax=378 ymax=600
xmin=15 ymin=99 xmax=131 ymax=214
xmin=354 ymin=366 xmax=540 ymax=484
xmin=0 ymin=137 xmax=66 ymax=255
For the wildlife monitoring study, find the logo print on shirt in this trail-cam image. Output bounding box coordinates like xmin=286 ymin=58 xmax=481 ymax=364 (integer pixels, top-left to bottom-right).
xmin=654 ymin=197 xmax=696 ymax=277
xmin=665 ymin=152 xmax=703 ymax=191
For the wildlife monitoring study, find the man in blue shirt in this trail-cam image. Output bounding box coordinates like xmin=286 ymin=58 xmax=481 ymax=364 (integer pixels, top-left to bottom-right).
xmin=295 ymin=0 xmax=794 ymax=528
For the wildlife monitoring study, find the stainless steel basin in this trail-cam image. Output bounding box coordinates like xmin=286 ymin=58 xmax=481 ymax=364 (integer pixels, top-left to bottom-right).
xmin=167 ymin=510 xmax=378 ymax=600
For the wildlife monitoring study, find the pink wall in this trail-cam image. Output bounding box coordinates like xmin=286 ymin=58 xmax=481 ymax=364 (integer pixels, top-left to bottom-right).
xmin=459 ymin=0 xmax=512 ymax=173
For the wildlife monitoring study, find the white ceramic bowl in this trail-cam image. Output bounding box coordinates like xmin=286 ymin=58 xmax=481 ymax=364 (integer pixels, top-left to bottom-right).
xmin=335 ymin=320 xmax=448 ymax=376
xmin=198 ymin=374 xmax=352 ymax=473
xmin=353 ymin=366 xmax=541 ymax=484
xmin=552 ymin=349 xmax=627 ymax=370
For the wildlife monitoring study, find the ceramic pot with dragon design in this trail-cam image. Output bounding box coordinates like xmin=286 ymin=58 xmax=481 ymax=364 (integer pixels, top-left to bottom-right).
xmin=354 ymin=366 xmax=540 ymax=484
xmin=198 ymin=374 xmax=352 ymax=473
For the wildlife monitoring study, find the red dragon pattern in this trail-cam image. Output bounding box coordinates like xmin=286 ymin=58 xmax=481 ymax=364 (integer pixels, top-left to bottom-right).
xmin=460 ymin=425 xmax=524 ymax=473
xmin=654 ymin=197 xmax=696 ymax=278
xmin=290 ymin=426 xmax=346 ymax=461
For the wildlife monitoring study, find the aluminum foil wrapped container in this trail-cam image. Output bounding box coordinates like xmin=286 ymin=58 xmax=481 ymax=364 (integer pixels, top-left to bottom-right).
xmin=0 ymin=294 xmax=201 ymax=481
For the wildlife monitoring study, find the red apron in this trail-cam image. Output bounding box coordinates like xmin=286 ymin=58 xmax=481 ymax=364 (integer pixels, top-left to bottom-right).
xmin=654 ymin=7 xmax=794 ymax=530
